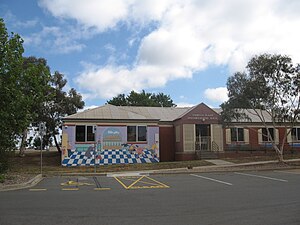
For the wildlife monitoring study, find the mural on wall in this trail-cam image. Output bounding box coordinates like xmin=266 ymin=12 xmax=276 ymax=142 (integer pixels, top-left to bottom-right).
xmin=102 ymin=128 xmax=122 ymax=149
xmin=61 ymin=126 xmax=160 ymax=166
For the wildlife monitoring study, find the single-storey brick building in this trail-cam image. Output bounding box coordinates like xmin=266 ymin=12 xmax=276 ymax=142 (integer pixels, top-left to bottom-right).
xmin=61 ymin=103 xmax=300 ymax=166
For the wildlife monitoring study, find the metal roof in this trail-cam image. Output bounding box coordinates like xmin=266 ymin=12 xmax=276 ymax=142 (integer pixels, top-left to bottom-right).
xmin=64 ymin=104 xmax=274 ymax=123
xmin=64 ymin=104 xmax=192 ymax=121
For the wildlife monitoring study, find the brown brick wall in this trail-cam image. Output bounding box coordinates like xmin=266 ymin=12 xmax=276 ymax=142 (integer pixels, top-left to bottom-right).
xmin=159 ymin=126 xmax=175 ymax=162
xmin=175 ymin=153 xmax=196 ymax=161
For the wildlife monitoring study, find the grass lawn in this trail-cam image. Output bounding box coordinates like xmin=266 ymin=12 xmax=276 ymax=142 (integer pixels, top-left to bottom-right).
xmin=7 ymin=150 xmax=213 ymax=175
xmin=5 ymin=150 xmax=300 ymax=175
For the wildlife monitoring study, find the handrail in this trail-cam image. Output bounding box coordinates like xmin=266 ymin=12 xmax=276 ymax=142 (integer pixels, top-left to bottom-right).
xmin=212 ymin=140 xmax=219 ymax=151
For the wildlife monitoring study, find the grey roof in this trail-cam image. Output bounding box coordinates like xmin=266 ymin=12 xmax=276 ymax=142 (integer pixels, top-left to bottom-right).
xmin=232 ymin=109 xmax=273 ymax=123
xmin=64 ymin=104 xmax=192 ymax=121
xmin=64 ymin=104 xmax=274 ymax=123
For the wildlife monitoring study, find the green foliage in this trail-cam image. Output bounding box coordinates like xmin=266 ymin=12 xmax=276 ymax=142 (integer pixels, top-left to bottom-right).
xmin=222 ymin=53 xmax=300 ymax=124
xmin=0 ymin=18 xmax=25 ymax=170
xmin=40 ymin=71 xmax=85 ymax=152
xmin=107 ymin=90 xmax=176 ymax=107
xmin=0 ymin=174 xmax=5 ymax=183
xmin=221 ymin=53 xmax=300 ymax=161
xmin=0 ymin=18 xmax=24 ymax=150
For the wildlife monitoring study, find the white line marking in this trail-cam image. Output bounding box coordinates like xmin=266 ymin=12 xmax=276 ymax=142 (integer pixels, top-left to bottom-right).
xmin=234 ymin=172 xmax=288 ymax=182
xmin=190 ymin=174 xmax=233 ymax=186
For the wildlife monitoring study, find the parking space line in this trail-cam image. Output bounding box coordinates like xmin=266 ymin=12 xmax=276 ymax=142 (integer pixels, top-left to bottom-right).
xmin=127 ymin=176 xmax=145 ymax=189
xmin=114 ymin=175 xmax=169 ymax=189
xmin=29 ymin=188 xmax=47 ymax=191
xmin=146 ymin=176 xmax=169 ymax=188
xmin=94 ymin=188 xmax=111 ymax=191
xmin=62 ymin=188 xmax=79 ymax=191
xmin=190 ymin=174 xmax=233 ymax=186
xmin=234 ymin=172 xmax=288 ymax=182
xmin=114 ymin=176 xmax=130 ymax=189
xmin=118 ymin=177 xmax=159 ymax=186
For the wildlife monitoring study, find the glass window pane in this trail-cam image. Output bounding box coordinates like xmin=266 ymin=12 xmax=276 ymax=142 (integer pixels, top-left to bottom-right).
xmin=292 ymin=128 xmax=297 ymax=141
xmin=262 ymin=128 xmax=268 ymax=142
xmin=238 ymin=128 xmax=244 ymax=141
xmin=87 ymin=126 xmax=95 ymax=142
xmin=138 ymin=126 xmax=147 ymax=142
xmin=127 ymin=126 xmax=136 ymax=142
xmin=231 ymin=128 xmax=237 ymax=142
xmin=76 ymin=126 xmax=85 ymax=142
xmin=269 ymin=128 xmax=274 ymax=140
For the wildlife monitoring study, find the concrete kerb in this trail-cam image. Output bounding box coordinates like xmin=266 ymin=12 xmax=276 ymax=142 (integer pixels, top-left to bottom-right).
xmin=0 ymin=174 xmax=44 ymax=192
xmin=47 ymin=158 xmax=300 ymax=177
xmin=1 ymin=159 xmax=300 ymax=190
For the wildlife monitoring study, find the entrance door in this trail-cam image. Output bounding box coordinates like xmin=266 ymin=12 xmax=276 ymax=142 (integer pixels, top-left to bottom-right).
xmin=195 ymin=124 xmax=211 ymax=151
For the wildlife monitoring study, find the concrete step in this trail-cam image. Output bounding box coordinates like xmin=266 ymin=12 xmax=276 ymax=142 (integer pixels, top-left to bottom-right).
xmin=196 ymin=151 xmax=219 ymax=160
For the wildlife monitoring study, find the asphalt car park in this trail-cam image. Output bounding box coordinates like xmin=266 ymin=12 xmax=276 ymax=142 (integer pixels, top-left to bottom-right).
xmin=1 ymin=169 xmax=300 ymax=225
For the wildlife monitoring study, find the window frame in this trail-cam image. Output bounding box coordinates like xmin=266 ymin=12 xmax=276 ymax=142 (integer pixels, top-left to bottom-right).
xmin=75 ymin=125 xmax=95 ymax=142
xmin=127 ymin=125 xmax=147 ymax=143
xmin=230 ymin=127 xmax=244 ymax=142
xmin=291 ymin=127 xmax=300 ymax=141
xmin=262 ymin=127 xmax=274 ymax=142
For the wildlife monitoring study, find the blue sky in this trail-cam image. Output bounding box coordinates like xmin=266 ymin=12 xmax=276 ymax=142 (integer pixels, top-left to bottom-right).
xmin=1 ymin=0 xmax=300 ymax=109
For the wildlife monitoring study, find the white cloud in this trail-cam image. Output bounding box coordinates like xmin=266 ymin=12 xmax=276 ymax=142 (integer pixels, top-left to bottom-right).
xmin=38 ymin=0 xmax=131 ymax=32
xmin=78 ymin=105 xmax=99 ymax=112
xmin=40 ymin=0 xmax=300 ymax=95
xmin=75 ymin=64 xmax=191 ymax=99
xmin=176 ymin=102 xmax=195 ymax=108
xmin=204 ymin=87 xmax=228 ymax=103
xmin=23 ymin=25 xmax=86 ymax=54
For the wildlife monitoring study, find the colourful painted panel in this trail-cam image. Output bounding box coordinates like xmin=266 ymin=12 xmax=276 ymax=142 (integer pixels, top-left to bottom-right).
xmin=61 ymin=125 xmax=160 ymax=166
xmin=62 ymin=147 xmax=159 ymax=166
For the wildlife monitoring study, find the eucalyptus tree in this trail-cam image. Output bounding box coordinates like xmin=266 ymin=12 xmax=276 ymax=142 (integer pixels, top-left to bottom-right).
xmin=41 ymin=72 xmax=84 ymax=152
xmin=221 ymin=54 xmax=300 ymax=161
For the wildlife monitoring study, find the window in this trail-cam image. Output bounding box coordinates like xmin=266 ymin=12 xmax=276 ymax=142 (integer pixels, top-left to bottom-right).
xmin=127 ymin=126 xmax=147 ymax=142
xmin=230 ymin=128 xmax=244 ymax=142
xmin=291 ymin=128 xmax=300 ymax=141
xmin=262 ymin=128 xmax=274 ymax=142
xmin=76 ymin=125 xmax=95 ymax=142
xmin=138 ymin=126 xmax=147 ymax=141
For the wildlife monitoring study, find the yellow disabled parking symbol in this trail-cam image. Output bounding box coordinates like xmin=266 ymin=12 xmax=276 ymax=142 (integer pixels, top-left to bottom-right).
xmin=61 ymin=180 xmax=94 ymax=186
xmin=114 ymin=175 xmax=169 ymax=190
xmin=61 ymin=179 xmax=93 ymax=191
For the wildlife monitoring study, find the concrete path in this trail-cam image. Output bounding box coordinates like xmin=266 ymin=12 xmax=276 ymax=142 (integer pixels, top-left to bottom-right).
xmin=205 ymin=159 xmax=236 ymax=166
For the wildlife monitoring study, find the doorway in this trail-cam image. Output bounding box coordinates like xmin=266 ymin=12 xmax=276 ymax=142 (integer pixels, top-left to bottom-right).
xmin=195 ymin=124 xmax=211 ymax=151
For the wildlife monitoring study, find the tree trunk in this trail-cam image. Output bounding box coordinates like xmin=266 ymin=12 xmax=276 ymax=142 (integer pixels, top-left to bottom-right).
xmin=53 ymin=134 xmax=61 ymax=153
xmin=277 ymin=151 xmax=284 ymax=162
xmin=19 ymin=129 xmax=27 ymax=157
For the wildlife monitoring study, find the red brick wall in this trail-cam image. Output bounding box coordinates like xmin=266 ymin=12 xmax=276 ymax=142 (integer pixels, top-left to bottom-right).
xmin=175 ymin=153 xmax=196 ymax=161
xmin=224 ymin=126 xmax=300 ymax=152
xmin=159 ymin=126 xmax=175 ymax=162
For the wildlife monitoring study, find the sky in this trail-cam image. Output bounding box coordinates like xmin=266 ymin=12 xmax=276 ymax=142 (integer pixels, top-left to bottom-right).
xmin=1 ymin=0 xmax=300 ymax=109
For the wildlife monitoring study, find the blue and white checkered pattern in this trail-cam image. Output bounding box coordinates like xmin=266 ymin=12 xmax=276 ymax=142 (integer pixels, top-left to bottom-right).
xmin=62 ymin=149 xmax=159 ymax=166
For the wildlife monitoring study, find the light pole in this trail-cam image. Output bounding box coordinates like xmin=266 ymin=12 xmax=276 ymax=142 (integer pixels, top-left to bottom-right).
xmin=39 ymin=122 xmax=46 ymax=175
